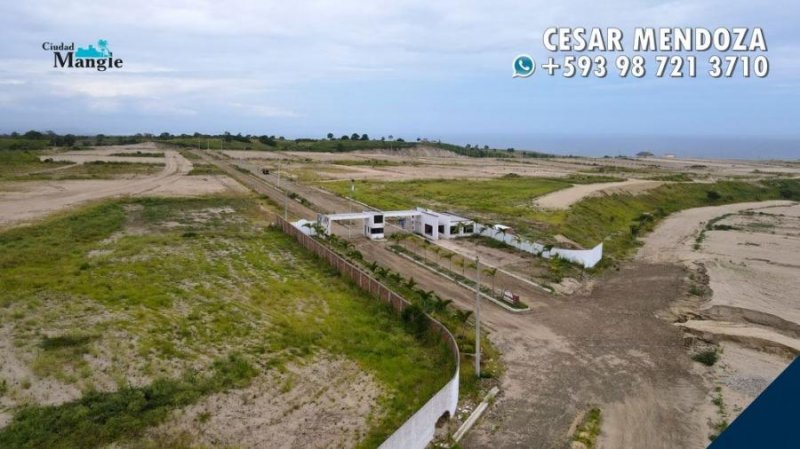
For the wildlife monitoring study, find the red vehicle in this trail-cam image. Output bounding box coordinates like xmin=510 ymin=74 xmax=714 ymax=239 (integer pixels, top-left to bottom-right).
xmin=502 ymin=290 xmax=520 ymax=304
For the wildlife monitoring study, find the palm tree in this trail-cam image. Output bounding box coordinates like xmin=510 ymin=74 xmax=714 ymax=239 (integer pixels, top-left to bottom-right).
xmin=483 ymin=267 xmax=498 ymax=294
xmin=441 ymin=252 xmax=454 ymax=272
xmin=421 ymin=239 xmax=431 ymax=261
xmin=467 ymin=260 xmax=477 ymax=277
xmin=455 ymin=257 xmax=466 ymax=276
xmin=405 ymin=277 xmax=417 ymax=289
xmin=454 ymin=309 xmax=473 ymax=323
xmin=432 ymin=296 xmax=453 ymax=313
xmin=415 ymin=288 xmax=435 ymax=312
xmin=431 ymin=245 xmax=442 ymax=264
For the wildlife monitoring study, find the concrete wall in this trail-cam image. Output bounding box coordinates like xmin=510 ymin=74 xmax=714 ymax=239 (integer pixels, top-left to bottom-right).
xmin=477 ymin=225 xmax=603 ymax=269
xmin=547 ymin=243 xmax=603 ymax=269
xmin=279 ymin=218 xmax=460 ymax=449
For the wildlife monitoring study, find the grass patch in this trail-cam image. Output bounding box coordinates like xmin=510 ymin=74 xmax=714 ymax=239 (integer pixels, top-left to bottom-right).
xmin=0 ymin=196 xmax=453 ymax=448
xmin=0 ymin=354 xmax=257 ymax=449
xmin=572 ymin=407 xmax=602 ymax=448
xmin=108 ymin=151 xmax=164 ymax=158
xmin=692 ymin=349 xmax=719 ymax=366
xmin=0 ymin=151 xmax=163 ymax=181
xmin=187 ymin=164 xmax=223 ymax=176
xmin=0 ymin=150 xmax=69 ymax=180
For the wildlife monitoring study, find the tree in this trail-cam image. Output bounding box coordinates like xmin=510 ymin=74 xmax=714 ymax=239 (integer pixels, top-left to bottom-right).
xmin=420 ymin=239 xmax=431 ymax=261
xmin=351 ymin=133 xmax=360 ymax=140
xmin=483 ymin=267 xmax=498 ymax=294
xmin=706 ymin=190 xmax=721 ymax=201
xmin=454 ymin=309 xmax=473 ymax=323
xmin=258 ymin=135 xmax=277 ymax=146
xmin=66 ymin=134 xmax=77 ymax=146
xmin=454 ymin=257 xmax=466 ymax=275
xmin=327 ymin=132 xmax=334 ymax=140
xmin=360 ymin=133 xmax=369 ymax=141
xmin=431 ymin=245 xmax=442 ymax=264
xmin=441 ymin=252 xmax=454 ymax=272
xmin=341 ymin=135 xmax=350 ymax=140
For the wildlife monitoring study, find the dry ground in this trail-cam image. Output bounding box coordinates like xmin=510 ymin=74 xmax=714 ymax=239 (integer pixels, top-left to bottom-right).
xmin=0 ymin=143 xmax=245 ymax=228
xmin=533 ymin=179 xmax=663 ymax=209
xmin=213 ymin=148 xmax=800 ymax=448
xmin=137 ymin=355 xmax=381 ymax=449
xmin=635 ymin=200 xmax=800 ymax=445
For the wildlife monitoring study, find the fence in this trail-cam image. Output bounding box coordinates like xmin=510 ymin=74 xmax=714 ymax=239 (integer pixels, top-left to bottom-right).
xmin=477 ymin=225 xmax=603 ymax=268
xmin=277 ymin=217 xmax=460 ymax=449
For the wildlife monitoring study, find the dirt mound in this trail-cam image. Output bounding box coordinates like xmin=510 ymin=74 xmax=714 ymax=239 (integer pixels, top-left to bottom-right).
xmin=356 ymin=145 xmax=465 ymax=158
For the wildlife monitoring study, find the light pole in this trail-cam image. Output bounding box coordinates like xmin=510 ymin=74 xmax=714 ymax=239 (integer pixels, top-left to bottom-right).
xmin=278 ymin=159 xmax=287 ymax=219
xmin=475 ymin=255 xmax=481 ymax=377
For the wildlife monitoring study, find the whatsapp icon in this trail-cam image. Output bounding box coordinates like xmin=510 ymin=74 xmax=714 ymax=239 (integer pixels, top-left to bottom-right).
xmin=512 ymin=54 xmax=535 ymax=78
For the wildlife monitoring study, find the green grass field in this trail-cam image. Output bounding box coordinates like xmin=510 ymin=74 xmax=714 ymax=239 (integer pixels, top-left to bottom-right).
xmin=322 ymin=176 xmax=800 ymax=261
xmin=324 ymin=175 xmax=623 ymax=243
xmin=0 ymin=196 xmax=452 ymax=448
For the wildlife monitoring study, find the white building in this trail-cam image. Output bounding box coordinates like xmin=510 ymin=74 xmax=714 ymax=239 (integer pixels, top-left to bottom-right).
xmin=317 ymin=207 xmax=475 ymax=241
xmin=412 ymin=208 xmax=474 ymax=240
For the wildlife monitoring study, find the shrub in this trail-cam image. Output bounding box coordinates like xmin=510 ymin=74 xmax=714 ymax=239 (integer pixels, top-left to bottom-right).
xmin=692 ymin=349 xmax=719 ymax=366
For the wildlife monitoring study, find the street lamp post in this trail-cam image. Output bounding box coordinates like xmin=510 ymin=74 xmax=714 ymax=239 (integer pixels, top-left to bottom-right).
xmin=475 ymin=255 xmax=481 ymax=377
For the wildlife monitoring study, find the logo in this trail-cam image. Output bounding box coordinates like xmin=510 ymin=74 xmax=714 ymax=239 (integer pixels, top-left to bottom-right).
xmin=42 ymin=39 xmax=123 ymax=71
xmin=512 ymin=54 xmax=535 ymax=78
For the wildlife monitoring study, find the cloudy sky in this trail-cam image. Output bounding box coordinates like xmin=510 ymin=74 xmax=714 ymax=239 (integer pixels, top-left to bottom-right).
xmin=0 ymin=0 xmax=798 ymax=157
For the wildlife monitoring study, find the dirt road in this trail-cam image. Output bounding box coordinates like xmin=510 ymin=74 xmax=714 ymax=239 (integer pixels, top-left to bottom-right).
xmin=200 ymin=150 xmax=713 ymax=448
xmin=0 ymin=146 xmax=243 ymax=228
xmin=534 ymin=179 xmax=662 ymax=209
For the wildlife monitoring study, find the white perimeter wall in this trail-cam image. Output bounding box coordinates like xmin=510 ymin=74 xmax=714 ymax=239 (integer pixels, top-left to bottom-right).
xmin=477 ymin=225 xmax=603 ymax=268
xmin=378 ymin=367 xmax=459 ymax=449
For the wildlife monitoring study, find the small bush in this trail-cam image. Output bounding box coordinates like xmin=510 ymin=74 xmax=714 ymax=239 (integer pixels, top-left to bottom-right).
xmin=688 ymin=285 xmax=704 ymax=296
xmin=692 ymin=349 xmax=719 ymax=366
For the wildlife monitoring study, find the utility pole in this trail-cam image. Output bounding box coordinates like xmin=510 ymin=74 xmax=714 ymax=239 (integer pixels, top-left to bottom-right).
xmin=278 ymin=159 xmax=287 ymax=219
xmin=475 ymin=255 xmax=481 ymax=377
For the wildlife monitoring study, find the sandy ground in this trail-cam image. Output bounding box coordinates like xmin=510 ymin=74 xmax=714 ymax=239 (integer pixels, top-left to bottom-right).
xmin=635 ymin=200 xmax=800 ymax=443
xmin=218 ymin=147 xmax=800 ymax=185
xmin=0 ymin=144 xmax=245 ymax=228
xmin=143 ymin=355 xmax=381 ymax=449
xmin=709 ymin=342 xmax=787 ymax=418
xmin=534 ymin=179 xmax=663 ymax=209
xmin=0 ymin=326 xmax=82 ymax=428
xmin=636 ymin=201 xmax=794 ymax=264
